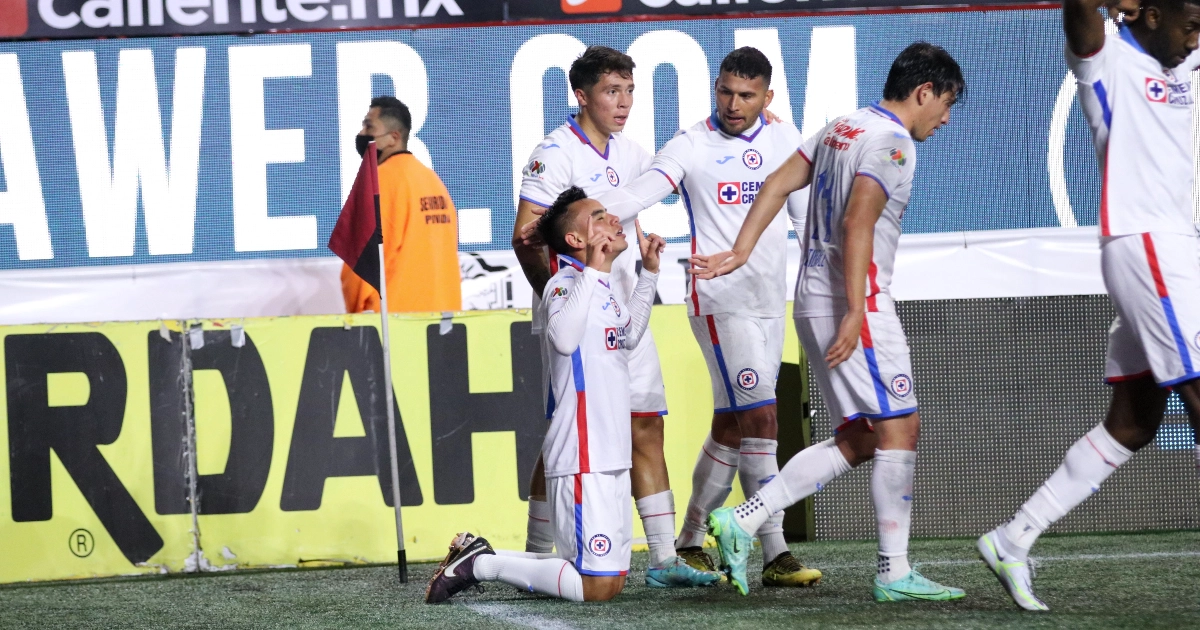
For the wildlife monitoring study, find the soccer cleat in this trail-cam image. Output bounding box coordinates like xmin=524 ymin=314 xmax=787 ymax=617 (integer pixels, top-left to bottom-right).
xmin=761 ymin=551 xmax=822 ymax=587
xmin=436 ymin=531 xmax=478 ymax=570
xmin=425 ymin=535 xmax=495 ymax=604
xmin=977 ymin=530 xmax=1049 ymax=611
xmin=676 ymin=546 xmax=720 ymax=573
xmin=645 ymin=555 xmax=723 ymax=588
xmin=872 ymin=569 xmax=965 ymax=602
xmin=707 ymin=507 xmax=754 ymax=596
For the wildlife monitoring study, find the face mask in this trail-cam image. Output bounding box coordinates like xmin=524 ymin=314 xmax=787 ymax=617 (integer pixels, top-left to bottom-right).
xmin=355 ymin=133 xmax=376 ymax=158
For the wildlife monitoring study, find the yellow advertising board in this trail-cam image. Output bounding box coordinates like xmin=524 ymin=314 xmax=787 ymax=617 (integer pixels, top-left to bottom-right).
xmin=0 ymin=305 xmax=802 ymax=583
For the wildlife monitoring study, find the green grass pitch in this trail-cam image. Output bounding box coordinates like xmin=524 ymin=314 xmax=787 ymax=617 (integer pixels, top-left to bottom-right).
xmin=2 ymin=531 xmax=1198 ymax=629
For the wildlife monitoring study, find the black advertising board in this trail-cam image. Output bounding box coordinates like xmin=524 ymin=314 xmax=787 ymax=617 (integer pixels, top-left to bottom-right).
xmin=0 ymin=0 xmax=503 ymax=40
xmin=507 ymin=0 xmax=1046 ymax=21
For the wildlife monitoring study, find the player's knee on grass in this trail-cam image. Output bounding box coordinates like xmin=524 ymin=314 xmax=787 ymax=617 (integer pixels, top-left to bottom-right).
xmin=835 ymin=422 xmax=879 ymax=467
xmin=528 ymin=454 xmax=547 ymax=500
xmin=734 ymin=404 xmax=777 ymax=439
xmin=582 ymin=575 xmax=626 ymax=601
xmin=711 ymin=412 xmax=742 ymax=448
xmin=1105 ymin=377 xmax=1170 ymax=451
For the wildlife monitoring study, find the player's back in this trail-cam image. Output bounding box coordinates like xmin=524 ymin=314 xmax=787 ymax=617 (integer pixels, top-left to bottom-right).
xmin=660 ymin=114 xmax=802 ymax=318
xmin=538 ymin=256 xmax=635 ymax=478
xmin=1068 ymin=28 xmax=1199 ymax=237
xmin=796 ymin=104 xmax=916 ymax=317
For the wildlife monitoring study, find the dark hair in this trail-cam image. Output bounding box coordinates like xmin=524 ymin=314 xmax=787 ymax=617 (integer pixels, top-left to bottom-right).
xmin=882 ymin=42 xmax=965 ymax=102
xmin=538 ymin=186 xmax=590 ymax=256
xmin=569 ymin=46 xmax=636 ymax=93
xmin=370 ymin=96 xmax=412 ymax=142
xmin=719 ymin=46 xmax=772 ymax=86
xmin=1144 ymin=0 xmax=1200 ymax=15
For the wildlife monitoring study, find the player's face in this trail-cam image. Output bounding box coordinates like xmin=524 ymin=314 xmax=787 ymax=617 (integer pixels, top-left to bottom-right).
xmin=577 ymin=72 xmax=635 ymax=136
xmin=1145 ymin=4 xmax=1200 ymax=67
xmin=361 ymin=107 xmax=402 ymax=156
xmin=570 ymin=199 xmax=628 ymax=254
xmin=714 ymin=72 xmax=773 ymax=136
xmin=911 ymin=86 xmax=958 ymax=142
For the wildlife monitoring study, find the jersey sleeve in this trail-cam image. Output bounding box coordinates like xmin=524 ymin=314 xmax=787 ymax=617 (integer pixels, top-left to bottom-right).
xmin=797 ymin=127 xmax=821 ymax=164
xmin=647 ymin=129 xmax=694 ymax=187
xmin=545 ymin=269 xmax=597 ymax=356
xmin=518 ymin=141 xmax=573 ymax=208
xmin=1064 ymin=33 xmax=1112 ymax=83
xmin=854 ymin=134 xmax=916 ymax=200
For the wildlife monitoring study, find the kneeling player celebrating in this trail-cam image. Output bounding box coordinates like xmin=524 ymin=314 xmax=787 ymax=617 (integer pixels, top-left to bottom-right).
xmin=426 ymin=187 xmax=664 ymax=603
xmin=693 ymin=42 xmax=967 ymax=602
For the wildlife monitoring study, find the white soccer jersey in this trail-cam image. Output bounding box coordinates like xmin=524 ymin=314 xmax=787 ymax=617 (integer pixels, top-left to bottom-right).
xmin=794 ymin=104 xmax=917 ymax=317
xmin=519 ymin=116 xmax=652 ymax=333
xmin=1068 ymin=27 xmax=1200 ymax=237
xmin=540 ymin=255 xmax=657 ymax=478
xmin=600 ymin=113 xmax=806 ymax=318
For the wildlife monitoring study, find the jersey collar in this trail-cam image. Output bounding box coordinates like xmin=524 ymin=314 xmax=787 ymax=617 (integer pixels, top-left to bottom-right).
xmin=557 ymin=253 xmax=585 ymax=271
xmin=567 ymin=115 xmax=612 ymax=160
xmin=706 ymin=110 xmax=768 ymax=143
xmin=869 ymin=101 xmax=905 ymax=129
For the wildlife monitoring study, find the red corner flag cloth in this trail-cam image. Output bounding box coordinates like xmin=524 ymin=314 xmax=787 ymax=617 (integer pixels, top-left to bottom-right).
xmin=328 ymin=142 xmax=383 ymax=292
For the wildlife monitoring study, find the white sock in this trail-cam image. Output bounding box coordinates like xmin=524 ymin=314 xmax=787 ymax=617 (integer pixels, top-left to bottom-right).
xmin=525 ymin=499 xmax=554 ymax=554
xmin=496 ymin=549 xmax=556 ymax=559
xmin=738 ymin=437 xmax=788 ymax=563
xmin=1000 ymin=423 xmax=1132 ymax=561
xmin=677 ymin=434 xmax=739 ymax=549
xmin=473 ymin=555 xmax=584 ymax=602
xmin=872 ymin=449 xmax=916 ymax=583
xmin=636 ymin=490 xmax=677 ymax=567
xmin=733 ymin=438 xmax=852 ymax=539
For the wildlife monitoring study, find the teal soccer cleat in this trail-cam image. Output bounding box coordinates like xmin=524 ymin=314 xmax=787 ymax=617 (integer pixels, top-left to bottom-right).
xmin=977 ymin=529 xmax=1049 ymax=611
xmin=707 ymin=507 xmax=754 ymax=596
xmin=873 ymin=569 xmax=966 ymax=602
xmin=645 ymin=555 xmax=723 ymax=588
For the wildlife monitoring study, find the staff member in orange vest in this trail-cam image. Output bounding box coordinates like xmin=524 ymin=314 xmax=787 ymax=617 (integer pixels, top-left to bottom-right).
xmin=342 ymin=96 xmax=462 ymax=313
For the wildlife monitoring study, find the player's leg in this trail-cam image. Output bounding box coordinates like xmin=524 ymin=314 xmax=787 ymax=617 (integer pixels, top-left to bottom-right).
xmin=525 ymin=455 xmax=553 ymax=553
xmin=425 ymin=532 xmax=584 ymax=603
xmin=1177 ymin=378 xmax=1200 ymax=471
xmin=674 ymin=411 xmax=739 ymax=572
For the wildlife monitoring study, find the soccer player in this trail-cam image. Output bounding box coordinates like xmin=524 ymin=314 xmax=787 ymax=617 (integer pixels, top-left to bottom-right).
xmin=595 ymin=47 xmax=820 ymax=589
xmin=976 ymin=0 xmax=1200 ymax=611
xmin=513 ymin=46 xmax=717 ymax=587
xmin=691 ymin=42 xmax=967 ymax=601
xmin=426 ymin=187 xmax=664 ymax=603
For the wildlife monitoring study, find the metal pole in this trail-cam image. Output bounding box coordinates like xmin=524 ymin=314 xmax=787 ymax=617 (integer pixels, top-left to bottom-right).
xmin=377 ymin=243 xmax=407 ymax=583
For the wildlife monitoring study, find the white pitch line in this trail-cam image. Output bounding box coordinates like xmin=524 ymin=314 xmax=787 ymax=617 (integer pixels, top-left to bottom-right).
xmin=465 ymin=602 xmax=579 ymax=630
xmin=812 ymin=550 xmax=1200 ymax=570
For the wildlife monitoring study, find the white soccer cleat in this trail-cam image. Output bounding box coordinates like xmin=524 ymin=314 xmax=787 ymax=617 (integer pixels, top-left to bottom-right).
xmin=977 ymin=529 xmax=1049 ymax=611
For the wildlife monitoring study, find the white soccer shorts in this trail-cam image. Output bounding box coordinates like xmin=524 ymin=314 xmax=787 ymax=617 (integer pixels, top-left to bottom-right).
xmin=1102 ymin=231 xmax=1200 ymax=387
xmin=796 ymin=312 xmax=918 ymax=433
xmin=547 ymin=469 xmax=632 ymax=577
xmin=542 ymin=330 xmax=667 ymax=419
xmin=688 ymin=314 xmax=785 ymax=413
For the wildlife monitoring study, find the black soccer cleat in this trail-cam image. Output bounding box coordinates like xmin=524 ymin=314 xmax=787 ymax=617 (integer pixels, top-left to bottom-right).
xmin=425 ymin=535 xmax=495 ymax=604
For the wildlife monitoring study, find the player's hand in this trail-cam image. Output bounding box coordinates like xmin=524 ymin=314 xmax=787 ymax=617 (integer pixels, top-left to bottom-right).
xmin=518 ymin=217 xmax=544 ymax=247
xmin=1106 ymin=0 xmax=1139 ymax=21
xmin=689 ymin=250 xmax=748 ymax=280
xmin=635 ymin=219 xmax=666 ymax=274
xmin=763 ymin=109 xmax=784 ymax=125
xmin=825 ymin=309 xmax=863 ymax=369
xmin=586 ymin=222 xmax=615 ymax=270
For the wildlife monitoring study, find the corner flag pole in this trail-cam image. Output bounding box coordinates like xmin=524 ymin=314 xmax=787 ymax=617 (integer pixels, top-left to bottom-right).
xmin=377 ymin=242 xmax=407 ymax=583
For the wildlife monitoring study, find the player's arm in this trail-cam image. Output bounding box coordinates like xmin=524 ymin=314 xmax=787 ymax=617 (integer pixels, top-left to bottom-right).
xmin=825 ymin=175 xmax=887 ymax=369
xmin=690 ymin=150 xmax=814 ymax=279
xmin=1063 ymin=0 xmax=1132 ymax=57
xmin=545 ymin=229 xmax=616 ymax=356
xmin=624 ymin=220 xmax=664 ymax=349
xmin=595 ymin=133 xmax=691 ymax=223
xmin=513 ymin=198 xmax=553 ymax=297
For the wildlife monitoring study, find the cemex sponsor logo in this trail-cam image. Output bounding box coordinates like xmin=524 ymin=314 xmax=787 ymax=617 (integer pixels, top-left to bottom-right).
xmin=718 ymin=181 xmax=763 ymax=205
xmin=604 ymin=326 xmax=627 ymax=350
xmin=562 ymin=0 xmax=622 ymax=14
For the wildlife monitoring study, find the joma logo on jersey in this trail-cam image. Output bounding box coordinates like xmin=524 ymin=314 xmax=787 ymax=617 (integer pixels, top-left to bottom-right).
xmin=718 ymin=181 xmax=763 ymax=205
xmin=604 ymin=327 xmax=627 ymax=350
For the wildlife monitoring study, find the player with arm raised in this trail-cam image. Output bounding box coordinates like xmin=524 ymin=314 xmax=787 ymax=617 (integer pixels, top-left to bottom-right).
xmin=596 ymin=47 xmax=819 ymax=589
xmin=426 ymin=187 xmax=665 ymax=603
xmin=512 ymin=46 xmax=718 ymax=588
xmin=696 ymin=43 xmax=967 ymax=602
xmin=976 ymin=0 xmax=1200 ymax=611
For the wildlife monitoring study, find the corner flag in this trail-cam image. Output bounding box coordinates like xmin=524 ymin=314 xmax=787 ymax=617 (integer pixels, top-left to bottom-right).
xmin=328 ymin=142 xmax=382 ymax=292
